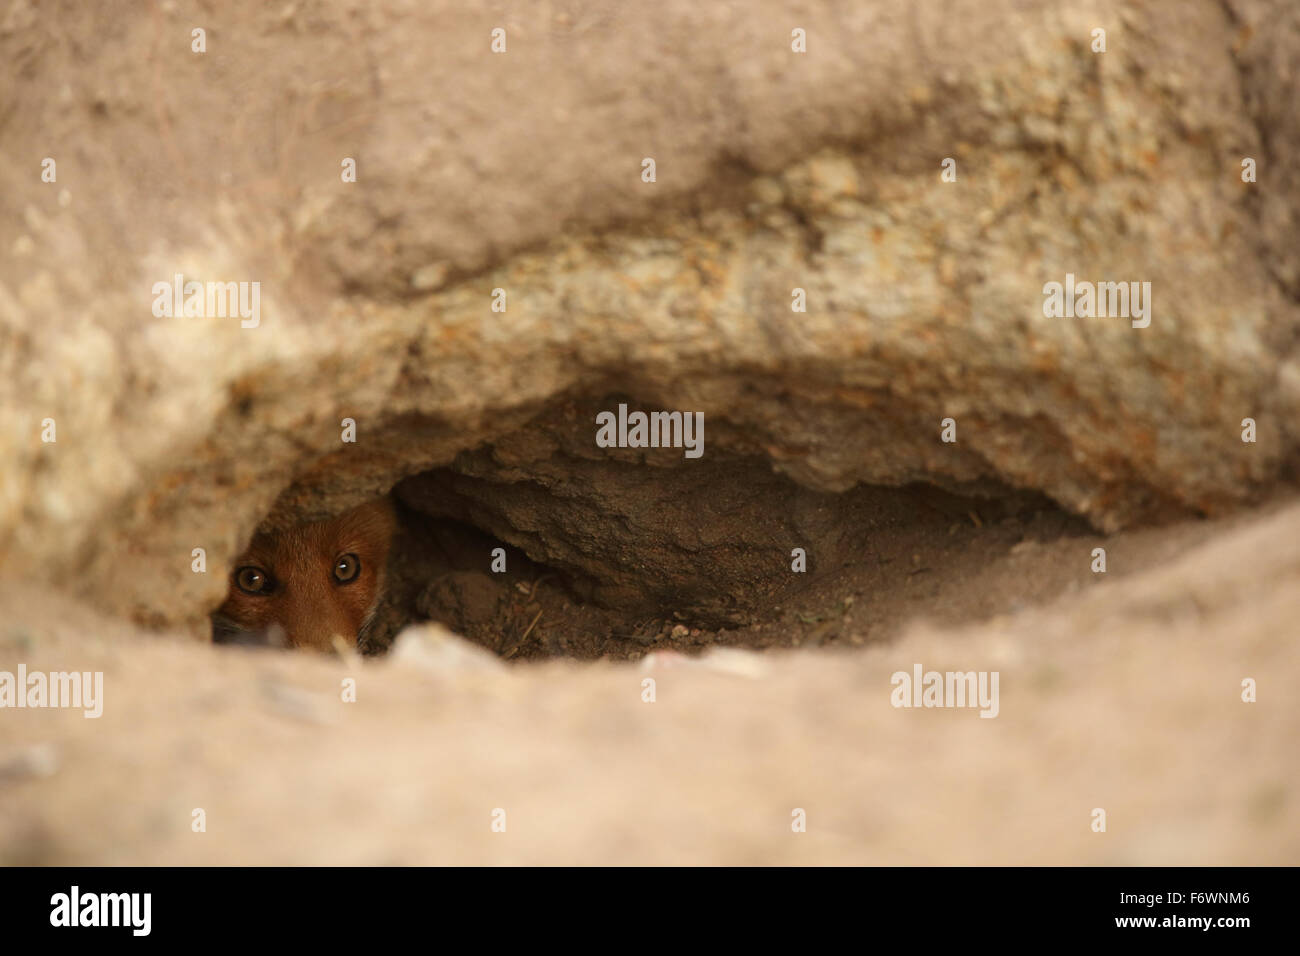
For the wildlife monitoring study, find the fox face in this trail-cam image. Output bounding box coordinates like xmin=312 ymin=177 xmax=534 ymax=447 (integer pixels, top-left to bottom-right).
xmin=212 ymin=498 xmax=397 ymax=652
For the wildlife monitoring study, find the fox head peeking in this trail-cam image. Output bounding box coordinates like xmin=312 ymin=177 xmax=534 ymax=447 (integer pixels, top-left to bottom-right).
xmin=213 ymin=498 xmax=396 ymax=652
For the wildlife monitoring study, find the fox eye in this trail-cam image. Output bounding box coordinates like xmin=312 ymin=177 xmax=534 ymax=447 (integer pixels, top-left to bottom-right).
xmin=333 ymin=553 xmax=360 ymax=584
xmin=235 ymin=566 xmax=272 ymax=595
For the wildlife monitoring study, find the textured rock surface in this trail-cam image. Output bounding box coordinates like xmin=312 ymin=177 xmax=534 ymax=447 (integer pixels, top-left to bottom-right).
xmin=0 ymin=0 xmax=1298 ymax=632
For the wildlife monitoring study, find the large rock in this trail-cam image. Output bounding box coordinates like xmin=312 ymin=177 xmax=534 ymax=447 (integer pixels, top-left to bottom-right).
xmin=0 ymin=0 xmax=1298 ymax=633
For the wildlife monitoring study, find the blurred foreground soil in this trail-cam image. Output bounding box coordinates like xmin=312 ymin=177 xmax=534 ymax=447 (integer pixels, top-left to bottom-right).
xmin=1 ymin=498 xmax=1295 ymax=865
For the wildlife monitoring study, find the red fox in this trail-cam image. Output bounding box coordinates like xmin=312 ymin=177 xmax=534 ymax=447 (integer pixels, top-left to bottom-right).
xmin=212 ymin=498 xmax=397 ymax=652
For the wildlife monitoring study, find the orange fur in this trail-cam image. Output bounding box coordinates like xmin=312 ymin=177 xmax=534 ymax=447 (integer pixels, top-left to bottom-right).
xmin=214 ymin=498 xmax=396 ymax=652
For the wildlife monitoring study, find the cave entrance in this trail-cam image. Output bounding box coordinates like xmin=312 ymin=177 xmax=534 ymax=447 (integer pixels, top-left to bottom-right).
xmin=221 ymin=393 xmax=1097 ymax=660
xmin=370 ymin=454 xmax=1090 ymax=662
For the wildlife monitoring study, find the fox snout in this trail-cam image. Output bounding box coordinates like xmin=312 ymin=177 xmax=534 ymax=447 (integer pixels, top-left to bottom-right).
xmin=213 ymin=498 xmax=397 ymax=652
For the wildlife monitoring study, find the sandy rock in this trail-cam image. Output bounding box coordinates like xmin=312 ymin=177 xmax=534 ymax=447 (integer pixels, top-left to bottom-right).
xmin=0 ymin=1 xmax=1297 ymax=631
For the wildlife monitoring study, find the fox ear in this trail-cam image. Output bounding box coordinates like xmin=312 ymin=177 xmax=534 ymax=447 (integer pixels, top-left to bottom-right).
xmin=365 ymin=496 xmax=398 ymax=539
xmin=337 ymin=497 xmax=398 ymax=556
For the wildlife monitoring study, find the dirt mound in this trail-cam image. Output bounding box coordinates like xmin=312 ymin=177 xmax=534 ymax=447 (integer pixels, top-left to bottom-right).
xmin=2 ymin=500 xmax=1296 ymax=865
